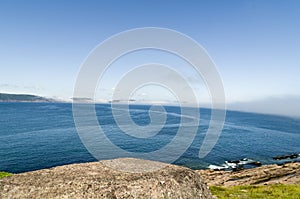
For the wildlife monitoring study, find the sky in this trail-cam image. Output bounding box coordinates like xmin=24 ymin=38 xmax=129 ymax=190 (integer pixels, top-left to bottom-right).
xmin=0 ymin=0 xmax=299 ymax=117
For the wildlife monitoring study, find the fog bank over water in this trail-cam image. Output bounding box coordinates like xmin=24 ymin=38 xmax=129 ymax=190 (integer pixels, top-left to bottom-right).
xmin=227 ymin=96 xmax=300 ymax=118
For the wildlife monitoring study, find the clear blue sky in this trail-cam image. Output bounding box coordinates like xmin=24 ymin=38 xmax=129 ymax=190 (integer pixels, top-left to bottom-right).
xmin=0 ymin=0 xmax=299 ymax=116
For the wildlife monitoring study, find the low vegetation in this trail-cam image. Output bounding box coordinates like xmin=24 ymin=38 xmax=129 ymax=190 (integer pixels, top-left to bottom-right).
xmin=210 ymin=184 xmax=300 ymax=199
xmin=0 ymin=172 xmax=12 ymax=179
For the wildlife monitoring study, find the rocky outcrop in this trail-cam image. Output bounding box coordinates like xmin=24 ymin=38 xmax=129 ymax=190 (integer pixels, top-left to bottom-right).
xmin=0 ymin=158 xmax=213 ymax=199
xmin=197 ymin=162 xmax=300 ymax=186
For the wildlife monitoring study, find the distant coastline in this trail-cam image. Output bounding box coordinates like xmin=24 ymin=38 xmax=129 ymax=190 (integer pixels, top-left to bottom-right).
xmin=1 ymin=92 xmax=299 ymax=120
xmin=0 ymin=93 xmax=56 ymax=103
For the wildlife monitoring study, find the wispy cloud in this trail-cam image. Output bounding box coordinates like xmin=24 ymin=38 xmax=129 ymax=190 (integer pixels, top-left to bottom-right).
xmin=0 ymin=84 xmax=19 ymax=89
xmin=0 ymin=83 xmax=45 ymax=94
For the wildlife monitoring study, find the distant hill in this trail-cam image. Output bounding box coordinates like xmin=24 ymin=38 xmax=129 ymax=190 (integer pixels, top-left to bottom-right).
xmin=0 ymin=93 xmax=54 ymax=102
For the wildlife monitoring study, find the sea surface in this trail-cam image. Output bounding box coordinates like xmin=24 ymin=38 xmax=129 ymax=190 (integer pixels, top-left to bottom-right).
xmin=0 ymin=102 xmax=300 ymax=173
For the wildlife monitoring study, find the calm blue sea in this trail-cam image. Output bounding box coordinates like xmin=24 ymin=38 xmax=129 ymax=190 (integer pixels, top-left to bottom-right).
xmin=0 ymin=102 xmax=299 ymax=173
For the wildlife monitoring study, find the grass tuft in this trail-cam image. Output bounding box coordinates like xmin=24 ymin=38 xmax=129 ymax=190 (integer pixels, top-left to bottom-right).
xmin=210 ymin=184 xmax=300 ymax=199
xmin=0 ymin=172 xmax=12 ymax=179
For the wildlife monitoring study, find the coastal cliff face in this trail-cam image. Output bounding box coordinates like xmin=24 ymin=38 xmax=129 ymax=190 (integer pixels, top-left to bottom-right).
xmin=0 ymin=158 xmax=213 ymax=199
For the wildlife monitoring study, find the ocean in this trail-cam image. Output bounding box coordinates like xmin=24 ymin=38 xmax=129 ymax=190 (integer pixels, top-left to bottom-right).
xmin=0 ymin=102 xmax=300 ymax=173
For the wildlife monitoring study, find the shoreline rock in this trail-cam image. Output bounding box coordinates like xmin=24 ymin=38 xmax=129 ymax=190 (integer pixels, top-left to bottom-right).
xmin=197 ymin=162 xmax=300 ymax=186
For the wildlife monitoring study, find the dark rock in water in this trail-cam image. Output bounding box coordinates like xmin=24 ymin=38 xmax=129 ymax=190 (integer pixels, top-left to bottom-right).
xmin=227 ymin=160 xmax=240 ymax=164
xmin=0 ymin=158 xmax=213 ymax=199
xmin=273 ymin=153 xmax=300 ymax=160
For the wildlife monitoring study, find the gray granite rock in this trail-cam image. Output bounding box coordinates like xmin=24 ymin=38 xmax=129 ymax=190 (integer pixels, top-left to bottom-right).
xmin=0 ymin=158 xmax=213 ymax=199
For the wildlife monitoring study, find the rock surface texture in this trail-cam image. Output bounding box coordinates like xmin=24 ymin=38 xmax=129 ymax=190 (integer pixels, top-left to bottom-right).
xmin=0 ymin=158 xmax=213 ymax=199
xmin=197 ymin=162 xmax=300 ymax=186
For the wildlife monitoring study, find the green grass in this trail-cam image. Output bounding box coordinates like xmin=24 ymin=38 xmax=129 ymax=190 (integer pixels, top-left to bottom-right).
xmin=0 ymin=172 xmax=12 ymax=179
xmin=210 ymin=184 xmax=300 ymax=199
